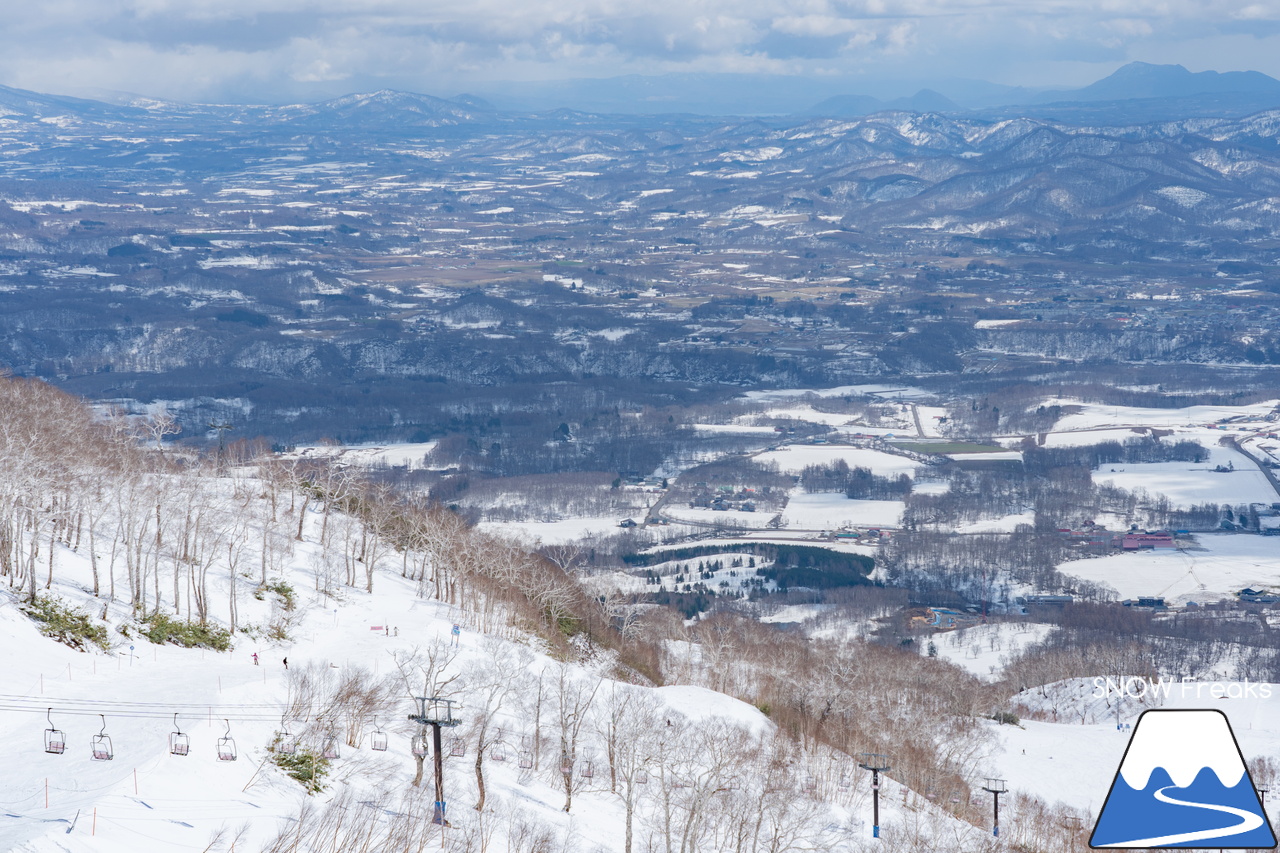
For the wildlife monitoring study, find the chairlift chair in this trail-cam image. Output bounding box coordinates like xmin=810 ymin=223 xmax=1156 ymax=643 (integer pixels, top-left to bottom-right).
xmin=216 ymin=719 xmax=238 ymax=761
xmin=169 ymin=713 xmax=190 ymax=756
xmin=321 ymin=733 xmax=340 ymax=760
xmin=370 ymin=716 xmax=388 ymax=752
xmin=450 ymin=735 xmax=466 ymax=757
xmin=491 ymin=742 xmax=507 ymax=762
xmin=276 ymin=717 xmax=297 ymax=755
xmin=559 ymin=752 xmax=574 ymax=776
xmin=91 ymin=714 xmax=114 ymax=761
xmin=518 ymin=749 xmax=534 ymax=769
xmin=411 ymin=732 xmax=429 ymax=758
xmin=44 ymin=709 xmax=65 ymax=755
xmin=580 ymin=760 xmax=594 ymax=779
xmin=636 ymin=768 xmax=649 ymax=785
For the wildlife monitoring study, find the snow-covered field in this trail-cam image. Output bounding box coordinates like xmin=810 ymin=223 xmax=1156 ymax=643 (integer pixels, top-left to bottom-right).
xmin=1039 ymin=427 xmax=1157 ymax=448
xmin=931 ymin=622 xmax=1054 ymax=681
xmin=1057 ymin=533 xmax=1280 ymax=603
xmin=478 ymin=516 xmax=648 ymax=544
xmin=781 ymin=493 xmax=905 ymax=529
xmin=952 ymin=511 xmax=1035 ymax=534
xmin=740 ymin=384 xmax=933 ymax=402
xmin=1092 ymin=444 xmax=1277 ymax=507
xmin=285 ymin=441 xmax=439 ymax=470
xmin=660 ymin=505 xmax=773 ymax=529
xmin=1048 ymin=400 xmax=1279 ymax=431
xmin=753 ymin=445 xmax=920 ymax=477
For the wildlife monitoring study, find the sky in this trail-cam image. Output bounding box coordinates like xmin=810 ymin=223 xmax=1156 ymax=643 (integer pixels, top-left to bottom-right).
xmin=3 ymin=0 xmax=1280 ymax=106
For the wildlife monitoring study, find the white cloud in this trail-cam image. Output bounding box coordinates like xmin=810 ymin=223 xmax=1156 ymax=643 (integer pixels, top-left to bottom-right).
xmin=0 ymin=0 xmax=1278 ymax=103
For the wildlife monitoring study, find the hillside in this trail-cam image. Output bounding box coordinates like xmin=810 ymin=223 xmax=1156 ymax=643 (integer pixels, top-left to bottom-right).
xmin=0 ymin=376 xmax=1017 ymax=852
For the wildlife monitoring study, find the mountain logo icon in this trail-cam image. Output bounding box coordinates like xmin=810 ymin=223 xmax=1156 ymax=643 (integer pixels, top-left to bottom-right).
xmin=1090 ymin=709 xmax=1276 ymax=848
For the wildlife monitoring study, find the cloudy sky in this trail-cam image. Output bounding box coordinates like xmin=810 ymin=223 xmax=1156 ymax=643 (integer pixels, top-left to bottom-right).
xmin=3 ymin=0 xmax=1279 ymax=105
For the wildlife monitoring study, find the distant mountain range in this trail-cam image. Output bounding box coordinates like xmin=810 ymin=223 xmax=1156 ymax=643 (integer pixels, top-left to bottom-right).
xmin=4 ymin=62 xmax=1280 ymax=127
xmin=804 ymin=63 xmax=1280 ymax=122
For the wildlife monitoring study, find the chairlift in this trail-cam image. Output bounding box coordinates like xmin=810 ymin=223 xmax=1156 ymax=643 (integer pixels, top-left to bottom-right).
xmin=91 ymin=714 xmax=114 ymax=761
xmin=217 ymin=719 xmax=238 ymax=761
xmin=412 ymin=732 xmax=429 ymax=758
xmin=518 ymin=749 xmax=534 ymax=769
xmin=559 ymin=752 xmax=574 ymax=775
xmin=370 ymin=716 xmax=388 ymax=752
xmin=837 ymin=773 xmax=850 ymax=793
xmin=803 ymin=774 xmax=816 ymax=793
xmin=580 ymin=760 xmax=594 ymax=779
xmin=449 ymin=735 xmax=466 ymax=757
xmin=491 ymin=743 xmax=507 ymax=762
xmin=169 ymin=713 xmax=189 ymax=756
xmin=636 ymin=768 xmax=649 ymax=785
xmin=321 ymin=732 xmax=340 ymax=760
xmin=276 ymin=716 xmax=297 ymax=755
xmin=44 ymin=709 xmax=65 ymax=755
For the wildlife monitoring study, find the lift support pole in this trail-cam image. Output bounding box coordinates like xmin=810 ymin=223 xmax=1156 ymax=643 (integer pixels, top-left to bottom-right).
xmin=410 ymin=697 xmax=461 ymax=826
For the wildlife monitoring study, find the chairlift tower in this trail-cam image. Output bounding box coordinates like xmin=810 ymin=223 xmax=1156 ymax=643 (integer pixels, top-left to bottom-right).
xmin=857 ymin=753 xmax=891 ymax=839
xmin=409 ymin=697 xmax=461 ymax=826
xmin=1060 ymin=814 xmax=1082 ymax=846
xmin=208 ymin=422 xmax=233 ymax=471
xmin=981 ymin=777 xmax=1007 ymax=837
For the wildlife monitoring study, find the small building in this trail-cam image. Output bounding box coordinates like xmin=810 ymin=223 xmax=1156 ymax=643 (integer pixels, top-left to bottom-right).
xmin=1123 ymin=597 xmax=1167 ymax=609
xmin=1116 ymin=532 xmax=1176 ymax=550
xmin=1023 ymin=594 xmax=1074 ymax=607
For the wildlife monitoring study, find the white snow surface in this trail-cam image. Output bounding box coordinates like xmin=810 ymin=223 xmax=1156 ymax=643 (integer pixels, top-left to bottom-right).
xmin=1056 ymin=533 xmax=1280 ymax=602
xmin=1092 ymin=444 xmax=1277 ymax=508
xmin=952 ymin=511 xmax=1035 ymax=534
xmin=740 ymin=384 xmax=932 ymax=402
xmin=0 ymin=513 xmax=784 ymax=853
xmin=286 ymin=441 xmax=439 ymax=470
xmin=782 ymin=493 xmax=904 ymax=529
xmin=753 ymin=445 xmax=920 ymax=477
xmin=1049 ymin=400 xmax=1278 ymax=431
xmin=478 ymin=516 xmax=641 ymax=544
xmin=930 ymin=622 xmax=1054 ymax=680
